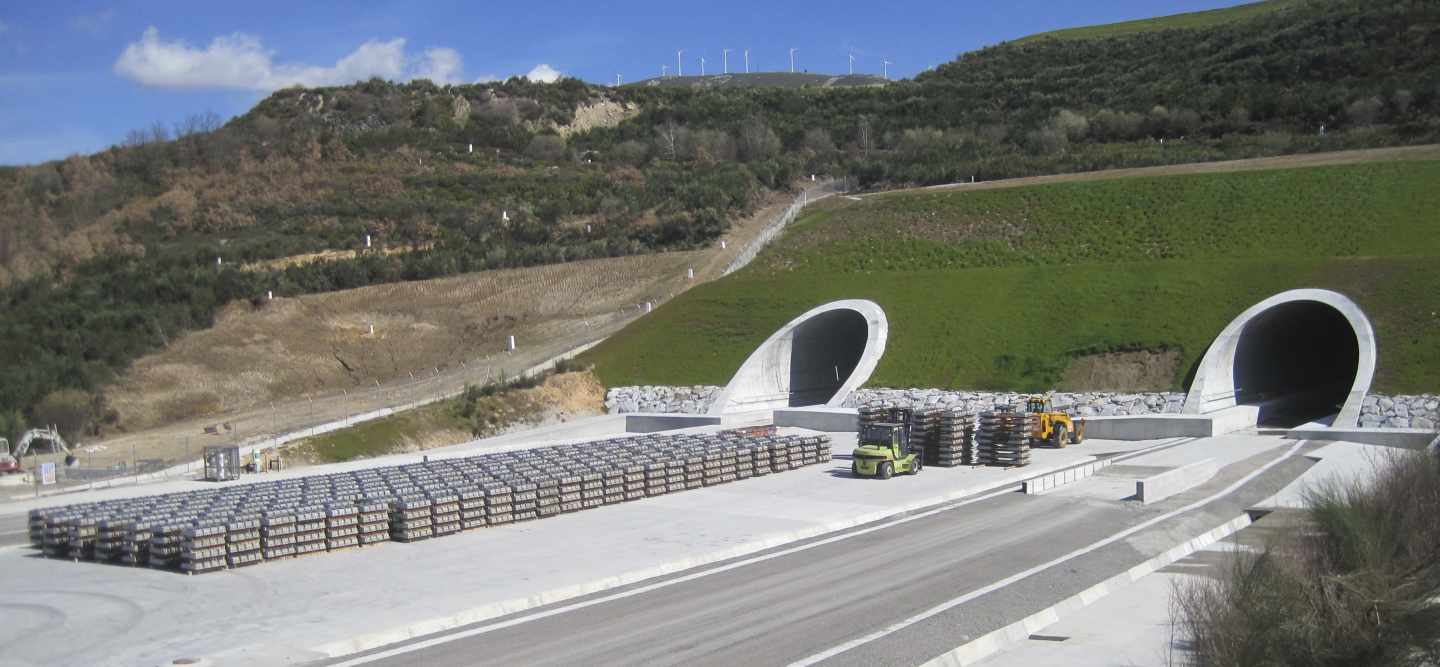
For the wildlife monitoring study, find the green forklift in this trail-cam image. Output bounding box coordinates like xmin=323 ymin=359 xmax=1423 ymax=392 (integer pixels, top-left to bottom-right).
xmin=851 ymin=408 xmax=922 ymax=479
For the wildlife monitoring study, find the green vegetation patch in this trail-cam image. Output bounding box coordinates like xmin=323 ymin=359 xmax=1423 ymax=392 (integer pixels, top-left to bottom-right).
xmin=583 ymin=161 xmax=1440 ymax=393
xmin=1014 ymin=0 xmax=1294 ymax=43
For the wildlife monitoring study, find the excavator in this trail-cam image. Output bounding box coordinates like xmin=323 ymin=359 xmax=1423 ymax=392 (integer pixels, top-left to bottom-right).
xmin=1025 ymin=395 xmax=1085 ymax=447
xmin=0 ymin=427 xmax=77 ymax=474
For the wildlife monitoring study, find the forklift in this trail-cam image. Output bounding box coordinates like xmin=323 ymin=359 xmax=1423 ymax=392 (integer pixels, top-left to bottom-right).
xmin=1025 ymin=395 xmax=1085 ymax=447
xmin=851 ymin=407 xmax=922 ymax=479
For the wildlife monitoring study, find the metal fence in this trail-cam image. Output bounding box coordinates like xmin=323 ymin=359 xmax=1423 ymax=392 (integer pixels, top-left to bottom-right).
xmin=722 ymin=181 xmax=839 ymax=277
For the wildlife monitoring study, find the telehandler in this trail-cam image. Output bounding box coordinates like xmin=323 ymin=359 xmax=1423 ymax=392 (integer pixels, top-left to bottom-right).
xmin=1025 ymin=395 xmax=1084 ymax=447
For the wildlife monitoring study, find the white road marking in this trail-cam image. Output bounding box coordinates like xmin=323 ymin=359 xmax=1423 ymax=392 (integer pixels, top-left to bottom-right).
xmin=327 ymin=486 xmax=1021 ymax=666
xmin=790 ymin=438 xmax=1307 ymax=666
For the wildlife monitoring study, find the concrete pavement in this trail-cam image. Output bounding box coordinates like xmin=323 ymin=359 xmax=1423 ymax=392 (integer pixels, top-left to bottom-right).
xmin=327 ymin=439 xmax=1313 ymax=667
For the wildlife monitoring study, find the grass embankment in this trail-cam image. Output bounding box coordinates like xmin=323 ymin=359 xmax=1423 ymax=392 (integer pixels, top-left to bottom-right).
xmin=1015 ymin=0 xmax=1294 ymax=43
xmin=289 ymin=368 xmax=602 ymax=464
xmin=1174 ymin=449 xmax=1440 ymax=664
xmin=582 ymin=159 xmax=1440 ymax=393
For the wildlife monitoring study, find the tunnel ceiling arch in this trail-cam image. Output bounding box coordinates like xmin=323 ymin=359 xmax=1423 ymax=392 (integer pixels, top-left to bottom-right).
xmin=709 ymin=300 xmax=888 ymax=415
xmin=1183 ymin=289 xmax=1376 ymax=428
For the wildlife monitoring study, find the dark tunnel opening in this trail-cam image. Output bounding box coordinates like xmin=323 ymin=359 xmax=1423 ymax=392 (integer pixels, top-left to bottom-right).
xmin=1233 ymin=301 xmax=1359 ymax=427
xmin=788 ymin=309 xmax=869 ymax=407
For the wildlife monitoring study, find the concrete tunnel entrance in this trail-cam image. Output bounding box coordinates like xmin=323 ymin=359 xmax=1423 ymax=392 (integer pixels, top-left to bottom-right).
xmin=709 ymin=300 xmax=888 ymax=415
xmin=1184 ymin=289 xmax=1376 ymax=429
xmin=1233 ymin=301 xmax=1359 ymax=426
xmin=788 ymin=309 xmax=870 ymax=407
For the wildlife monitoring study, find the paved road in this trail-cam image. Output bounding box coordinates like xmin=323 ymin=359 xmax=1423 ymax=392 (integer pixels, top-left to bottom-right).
xmin=0 ymin=514 xmax=27 ymax=547
xmin=331 ymin=443 xmax=1313 ymax=667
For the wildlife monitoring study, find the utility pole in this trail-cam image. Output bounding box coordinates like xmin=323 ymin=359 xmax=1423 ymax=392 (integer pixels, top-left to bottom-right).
xmin=789 ymin=48 xmax=798 ymax=73
xmin=677 ymin=49 xmax=684 ymax=77
xmin=883 ymin=59 xmax=892 ymax=80
xmin=722 ymin=48 xmax=732 ymax=74
xmin=744 ymin=48 xmax=750 ymax=73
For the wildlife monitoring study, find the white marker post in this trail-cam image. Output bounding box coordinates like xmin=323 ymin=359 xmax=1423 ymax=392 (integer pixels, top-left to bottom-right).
xmin=687 ymin=268 xmax=695 ymax=280
xmin=507 ymin=335 xmax=516 ymax=352
xmin=720 ymin=240 xmax=727 ymax=249
xmin=267 ymin=290 xmax=273 ymax=300
xmin=645 ymin=302 xmax=653 ymax=313
xmin=365 ymin=234 xmax=372 ymax=249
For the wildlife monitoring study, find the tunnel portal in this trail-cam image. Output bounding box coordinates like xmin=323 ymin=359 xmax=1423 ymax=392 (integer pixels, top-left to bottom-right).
xmin=709 ymin=300 xmax=888 ymax=415
xmin=1184 ymin=289 xmax=1375 ymax=428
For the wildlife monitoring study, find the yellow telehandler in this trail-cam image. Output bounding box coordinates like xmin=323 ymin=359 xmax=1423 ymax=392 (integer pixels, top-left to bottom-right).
xmin=1025 ymin=395 xmax=1084 ymax=447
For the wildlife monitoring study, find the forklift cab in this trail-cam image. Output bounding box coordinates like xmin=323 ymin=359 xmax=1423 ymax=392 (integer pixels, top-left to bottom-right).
xmin=1025 ymin=397 xmax=1051 ymax=414
xmin=860 ymin=423 xmax=908 ymax=455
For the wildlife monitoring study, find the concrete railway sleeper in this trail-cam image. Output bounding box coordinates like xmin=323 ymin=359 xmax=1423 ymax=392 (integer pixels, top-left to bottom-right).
xmin=28 ymin=430 xmax=833 ymax=575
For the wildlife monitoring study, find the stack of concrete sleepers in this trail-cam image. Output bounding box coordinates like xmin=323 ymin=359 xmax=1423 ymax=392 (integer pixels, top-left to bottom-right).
xmin=28 ymin=430 xmax=830 ymax=574
xmin=975 ymin=408 xmax=1034 ymax=467
xmin=933 ymin=408 xmax=976 ymax=467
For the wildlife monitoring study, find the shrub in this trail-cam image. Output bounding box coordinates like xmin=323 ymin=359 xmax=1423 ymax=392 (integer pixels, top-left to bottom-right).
xmin=1172 ymin=449 xmax=1440 ymax=666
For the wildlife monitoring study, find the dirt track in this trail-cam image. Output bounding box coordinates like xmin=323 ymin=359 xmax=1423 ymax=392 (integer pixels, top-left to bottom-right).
xmin=48 ymin=188 xmax=806 ymax=477
xmin=866 ymin=144 xmax=1440 ymax=199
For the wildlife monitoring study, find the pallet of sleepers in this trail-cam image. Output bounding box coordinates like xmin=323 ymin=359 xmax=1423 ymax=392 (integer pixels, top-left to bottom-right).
xmin=390 ymin=496 xmax=433 ymax=542
xmin=148 ymin=523 xmax=185 ymax=569
xmin=484 ymin=483 xmax=514 ymax=526
xmin=226 ymin=514 xmax=264 ymax=568
xmin=325 ymin=502 xmax=362 ymax=549
xmin=180 ymin=520 xmax=229 ymax=574
xmin=359 ymin=498 xmax=393 ymax=544
xmin=66 ymin=516 xmax=100 ymax=561
xmin=933 ymin=409 xmax=975 ymax=467
xmin=974 ymin=409 xmax=1035 ymax=468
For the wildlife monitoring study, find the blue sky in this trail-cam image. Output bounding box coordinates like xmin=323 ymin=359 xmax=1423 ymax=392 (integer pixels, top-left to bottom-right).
xmin=0 ymin=0 xmax=1255 ymax=166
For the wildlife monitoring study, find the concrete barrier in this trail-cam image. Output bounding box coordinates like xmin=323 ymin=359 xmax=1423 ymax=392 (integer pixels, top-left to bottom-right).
xmin=1287 ymin=426 xmax=1439 ymax=450
xmin=1081 ymin=414 xmax=1216 ymax=440
xmin=623 ymin=414 xmax=723 ymax=433
xmin=1136 ymin=458 xmax=1218 ymax=504
xmin=773 ymin=407 xmax=859 ymax=432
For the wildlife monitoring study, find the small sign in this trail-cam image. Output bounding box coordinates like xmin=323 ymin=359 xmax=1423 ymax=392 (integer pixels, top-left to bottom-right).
xmin=39 ymin=462 xmax=56 ymax=486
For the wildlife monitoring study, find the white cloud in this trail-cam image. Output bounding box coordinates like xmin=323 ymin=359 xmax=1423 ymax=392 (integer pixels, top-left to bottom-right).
xmin=524 ymin=63 xmax=562 ymax=83
xmin=70 ymin=9 xmax=116 ymax=35
xmin=114 ymin=27 xmax=467 ymax=91
xmin=413 ymin=47 xmax=463 ymax=85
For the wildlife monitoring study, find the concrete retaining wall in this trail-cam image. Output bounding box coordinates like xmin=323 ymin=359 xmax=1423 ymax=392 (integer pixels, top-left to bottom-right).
xmin=623 ymin=413 xmax=722 ymax=433
xmin=1136 ymin=459 xmax=1219 ymax=504
xmin=773 ymin=407 xmax=859 ymax=432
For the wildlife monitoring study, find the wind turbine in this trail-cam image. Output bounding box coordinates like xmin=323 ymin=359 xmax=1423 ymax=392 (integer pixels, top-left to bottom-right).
xmin=615 ymin=73 xmax=623 ymax=86
xmin=882 ymin=58 xmax=892 ymax=80
xmin=700 ymin=55 xmax=706 ymax=76
xmin=744 ymin=48 xmax=751 ymax=73
xmin=722 ymin=48 xmax=732 ymax=74
xmin=677 ymin=49 xmax=684 ymax=77
xmin=661 ymin=64 xmax=669 ymax=77
xmin=789 ymin=47 xmax=798 ymax=73
xmin=848 ymin=53 xmax=855 ymax=75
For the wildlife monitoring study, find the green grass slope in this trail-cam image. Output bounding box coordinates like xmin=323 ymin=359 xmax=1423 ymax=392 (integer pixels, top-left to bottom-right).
xmin=1014 ymin=0 xmax=1294 ymax=43
xmin=582 ymin=159 xmax=1440 ymax=393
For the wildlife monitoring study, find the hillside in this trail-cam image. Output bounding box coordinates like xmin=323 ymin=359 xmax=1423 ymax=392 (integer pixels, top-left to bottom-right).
xmin=1013 ymin=0 xmax=1293 ymax=43
xmin=631 ymin=72 xmax=888 ymax=89
xmin=1 ymin=0 xmax=1436 ymax=439
xmin=581 ymin=153 xmax=1440 ymax=394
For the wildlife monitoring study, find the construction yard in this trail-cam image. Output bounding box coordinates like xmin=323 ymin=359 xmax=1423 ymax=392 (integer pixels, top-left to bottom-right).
xmin=0 ymin=411 xmax=1360 ymax=667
